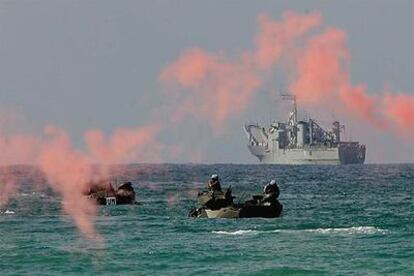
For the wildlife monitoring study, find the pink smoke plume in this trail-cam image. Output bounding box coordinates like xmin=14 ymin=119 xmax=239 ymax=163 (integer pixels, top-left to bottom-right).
xmin=289 ymin=25 xmax=414 ymax=133
xmin=38 ymin=125 xmax=161 ymax=240
xmin=166 ymin=192 xmax=178 ymax=207
xmin=160 ymin=48 xmax=261 ymax=134
xmin=0 ymin=169 xmax=17 ymax=206
xmin=289 ymin=27 xmax=389 ymax=128
xmin=0 ymin=122 xmax=161 ymax=240
xmin=339 ymin=85 xmax=386 ymax=128
xmin=289 ymin=28 xmax=350 ymax=104
xmin=37 ymin=126 xmax=100 ymax=240
xmin=161 ymin=10 xmax=414 ymax=140
xmin=254 ymin=11 xmax=322 ymax=70
xmin=0 ymin=118 xmax=41 ymax=207
xmin=383 ymin=94 xmax=414 ymax=137
xmin=0 ymin=113 xmax=41 ymax=166
xmin=160 ymin=11 xmax=322 ymax=134
xmin=85 ymin=124 xmax=161 ymax=165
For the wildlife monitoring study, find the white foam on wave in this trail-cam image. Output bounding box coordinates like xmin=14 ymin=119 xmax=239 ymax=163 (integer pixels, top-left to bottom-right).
xmin=1 ymin=210 xmax=15 ymax=215
xmin=212 ymin=229 xmax=279 ymax=235
xmin=212 ymin=226 xmax=387 ymax=236
xmin=305 ymin=226 xmax=387 ymax=235
xmin=212 ymin=230 xmax=257 ymax=235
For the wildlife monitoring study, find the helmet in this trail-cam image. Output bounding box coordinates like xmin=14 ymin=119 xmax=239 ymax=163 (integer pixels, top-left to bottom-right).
xmin=269 ymin=179 xmax=277 ymax=185
xmin=211 ymin=174 xmax=219 ymax=180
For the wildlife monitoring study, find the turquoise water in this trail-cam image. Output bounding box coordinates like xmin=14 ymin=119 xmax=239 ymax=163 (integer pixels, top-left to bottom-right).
xmin=1 ymin=164 xmax=413 ymax=275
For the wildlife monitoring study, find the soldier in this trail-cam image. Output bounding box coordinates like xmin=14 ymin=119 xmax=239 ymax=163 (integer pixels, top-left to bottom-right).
xmin=263 ymin=179 xmax=280 ymax=203
xmin=208 ymin=174 xmax=222 ymax=192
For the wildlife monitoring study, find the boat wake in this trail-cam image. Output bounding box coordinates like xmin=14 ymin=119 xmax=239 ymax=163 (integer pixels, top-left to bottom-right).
xmin=212 ymin=226 xmax=387 ymax=236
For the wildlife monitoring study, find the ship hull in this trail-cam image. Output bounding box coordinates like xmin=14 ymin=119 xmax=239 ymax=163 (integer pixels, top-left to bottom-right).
xmin=248 ymin=142 xmax=365 ymax=165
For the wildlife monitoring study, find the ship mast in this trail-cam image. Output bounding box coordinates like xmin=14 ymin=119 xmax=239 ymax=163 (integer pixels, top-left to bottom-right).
xmin=280 ymin=93 xmax=298 ymax=147
xmin=280 ymin=94 xmax=297 ymax=125
xmin=292 ymin=95 xmax=297 ymax=124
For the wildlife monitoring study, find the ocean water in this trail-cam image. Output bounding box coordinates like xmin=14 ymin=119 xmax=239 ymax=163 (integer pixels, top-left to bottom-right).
xmin=0 ymin=164 xmax=413 ymax=275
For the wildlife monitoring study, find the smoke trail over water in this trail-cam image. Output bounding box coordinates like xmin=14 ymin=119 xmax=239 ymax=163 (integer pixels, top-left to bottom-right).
xmin=37 ymin=126 xmax=99 ymax=240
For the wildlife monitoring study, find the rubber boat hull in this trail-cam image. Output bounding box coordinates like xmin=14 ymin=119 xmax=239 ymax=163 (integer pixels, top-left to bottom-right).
xmin=193 ymin=202 xmax=283 ymax=218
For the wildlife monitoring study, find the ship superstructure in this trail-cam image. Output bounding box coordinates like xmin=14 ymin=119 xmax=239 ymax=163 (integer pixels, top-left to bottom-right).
xmin=244 ymin=96 xmax=366 ymax=164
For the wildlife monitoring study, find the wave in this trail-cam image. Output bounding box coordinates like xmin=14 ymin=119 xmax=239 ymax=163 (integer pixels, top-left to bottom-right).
xmin=305 ymin=226 xmax=387 ymax=235
xmin=1 ymin=210 xmax=15 ymax=215
xmin=212 ymin=230 xmax=267 ymax=235
xmin=212 ymin=226 xmax=387 ymax=236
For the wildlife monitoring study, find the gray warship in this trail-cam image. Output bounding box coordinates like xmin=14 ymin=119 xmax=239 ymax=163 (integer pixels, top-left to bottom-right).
xmin=244 ymin=95 xmax=366 ymax=165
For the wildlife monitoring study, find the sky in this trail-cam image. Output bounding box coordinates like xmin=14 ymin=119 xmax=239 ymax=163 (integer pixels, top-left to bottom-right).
xmin=0 ymin=0 xmax=413 ymax=163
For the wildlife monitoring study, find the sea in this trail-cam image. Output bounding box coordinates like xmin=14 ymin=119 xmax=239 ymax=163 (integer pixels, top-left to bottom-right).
xmin=0 ymin=164 xmax=413 ymax=275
